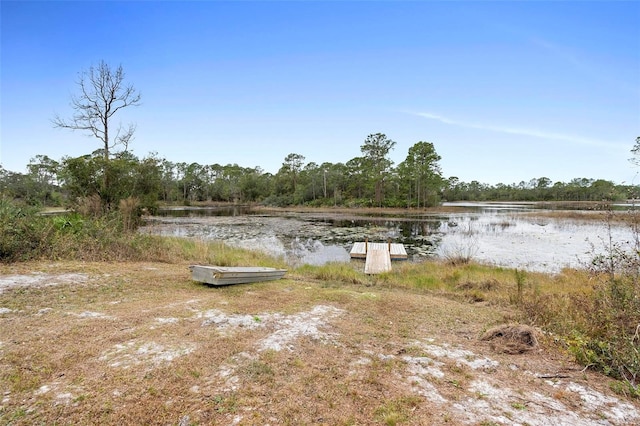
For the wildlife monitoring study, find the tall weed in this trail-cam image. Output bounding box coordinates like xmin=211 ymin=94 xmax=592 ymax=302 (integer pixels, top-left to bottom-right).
xmin=0 ymin=199 xmax=51 ymax=261
xmin=520 ymin=203 xmax=640 ymax=395
xmin=119 ymin=196 xmax=140 ymax=232
xmin=440 ymin=222 xmax=479 ymax=266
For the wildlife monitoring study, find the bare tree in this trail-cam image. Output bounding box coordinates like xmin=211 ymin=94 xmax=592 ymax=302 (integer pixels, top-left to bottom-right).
xmin=53 ymin=61 xmax=141 ymax=161
xmin=53 ymin=61 xmax=141 ymax=204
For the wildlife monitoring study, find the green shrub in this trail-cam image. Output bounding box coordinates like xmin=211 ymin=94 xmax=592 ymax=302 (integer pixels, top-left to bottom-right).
xmin=0 ymin=199 xmax=163 ymax=263
xmin=0 ymin=199 xmax=51 ymax=261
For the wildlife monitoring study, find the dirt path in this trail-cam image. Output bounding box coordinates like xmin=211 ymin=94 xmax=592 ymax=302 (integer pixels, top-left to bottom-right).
xmin=0 ymin=262 xmax=638 ymax=425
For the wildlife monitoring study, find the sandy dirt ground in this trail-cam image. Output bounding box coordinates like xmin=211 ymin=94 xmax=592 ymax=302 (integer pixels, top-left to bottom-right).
xmin=0 ymin=263 xmax=638 ymax=425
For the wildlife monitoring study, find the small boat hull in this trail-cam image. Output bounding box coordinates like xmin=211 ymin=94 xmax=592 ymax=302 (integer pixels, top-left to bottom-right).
xmin=189 ymin=265 xmax=287 ymax=286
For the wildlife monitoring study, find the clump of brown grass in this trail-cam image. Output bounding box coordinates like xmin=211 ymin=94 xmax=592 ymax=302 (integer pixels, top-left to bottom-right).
xmin=118 ymin=196 xmax=140 ymax=232
xmin=480 ymin=324 xmax=540 ymax=354
xmin=74 ymin=194 xmax=103 ymax=217
xmin=456 ymin=279 xmax=499 ymax=291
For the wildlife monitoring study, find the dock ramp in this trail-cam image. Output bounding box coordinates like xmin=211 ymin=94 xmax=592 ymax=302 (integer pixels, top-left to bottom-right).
xmin=364 ymin=248 xmax=392 ymax=274
xmin=350 ymin=240 xmax=407 ymax=274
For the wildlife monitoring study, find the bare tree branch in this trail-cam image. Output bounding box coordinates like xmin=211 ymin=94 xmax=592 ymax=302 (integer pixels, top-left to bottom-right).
xmin=52 ymin=60 xmax=141 ymax=162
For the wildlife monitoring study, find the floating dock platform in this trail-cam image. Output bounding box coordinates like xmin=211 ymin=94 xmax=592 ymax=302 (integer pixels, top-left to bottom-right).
xmin=349 ymin=241 xmax=408 ymax=260
xmin=350 ymin=241 xmax=408 ymax=274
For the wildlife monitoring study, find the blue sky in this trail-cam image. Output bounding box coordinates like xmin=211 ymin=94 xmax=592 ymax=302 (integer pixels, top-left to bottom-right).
xmin=2 ymin=1 xmax=639 ymax=185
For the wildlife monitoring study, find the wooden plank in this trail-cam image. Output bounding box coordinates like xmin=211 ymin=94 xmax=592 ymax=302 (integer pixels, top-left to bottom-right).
xmin=350 ymin=242 xmax=368 ymax=259
xmin=389 ymin=244 xmax=408 ymax=260
xmin=364 ymin=249 xmax=392 ymax=274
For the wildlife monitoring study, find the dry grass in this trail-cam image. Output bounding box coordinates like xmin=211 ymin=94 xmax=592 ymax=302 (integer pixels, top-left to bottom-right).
xmin=1 ymin=260 xmax=638 ymax=425
xmin=520 ymin=207 xmax=640 ymax=224
xmin=480 ymin=324 xmax=540 ymax=354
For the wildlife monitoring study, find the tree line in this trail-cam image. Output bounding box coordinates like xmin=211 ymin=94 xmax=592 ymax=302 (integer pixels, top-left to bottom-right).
xmin=0 ymin=141 xmax=633 ymax=212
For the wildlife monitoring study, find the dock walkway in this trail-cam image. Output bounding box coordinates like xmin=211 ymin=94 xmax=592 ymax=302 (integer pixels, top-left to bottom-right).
xmin=364 ymin=248 xmax=392 ymax=274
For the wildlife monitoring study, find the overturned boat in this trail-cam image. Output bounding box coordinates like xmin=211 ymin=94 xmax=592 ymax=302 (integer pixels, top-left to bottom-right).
xmin=189 ymin=265 xmax=287 ymax=286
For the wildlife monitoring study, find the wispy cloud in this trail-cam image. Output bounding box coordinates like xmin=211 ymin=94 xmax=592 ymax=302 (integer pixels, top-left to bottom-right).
xmin=530 ymin=37 xmax=640 ymax=97
xmin=414 ymin=111 xmax=624 ymax=149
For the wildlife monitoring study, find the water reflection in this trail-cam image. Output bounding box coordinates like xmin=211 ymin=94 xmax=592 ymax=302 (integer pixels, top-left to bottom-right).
xmin=157 ymin=205 xmax=253 ymax=217
xmin=442 ymin=202 xmax=534 ymax=212
xmin=435 ymin=213 xmax=633 ymax=272
xmin=289 ymin=238 xmax=351 ymax=266
xmin=142 ymin=205 xmax=634 ymax=273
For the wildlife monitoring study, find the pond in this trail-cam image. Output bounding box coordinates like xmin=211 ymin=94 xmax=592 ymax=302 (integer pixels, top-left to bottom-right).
xmin=139 ymin=203 xmax=636 ymax=273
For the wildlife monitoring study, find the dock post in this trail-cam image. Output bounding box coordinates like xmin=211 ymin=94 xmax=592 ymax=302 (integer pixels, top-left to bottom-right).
xmin=365 ymin=238 xmax=368 ymax=254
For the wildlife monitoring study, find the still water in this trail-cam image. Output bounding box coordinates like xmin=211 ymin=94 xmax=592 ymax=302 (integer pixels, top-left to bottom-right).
xmin=140 ymin=203 xmax=635 ymax=273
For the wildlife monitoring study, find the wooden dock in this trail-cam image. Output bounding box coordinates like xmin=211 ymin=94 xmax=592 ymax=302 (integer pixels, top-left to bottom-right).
xmin=350 ymin=241 xmax=408 ymax=274
xmin=349 ymin=242 xmax=408 ymax=260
